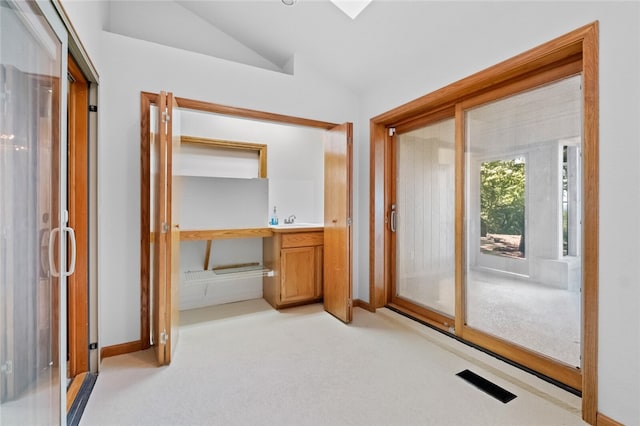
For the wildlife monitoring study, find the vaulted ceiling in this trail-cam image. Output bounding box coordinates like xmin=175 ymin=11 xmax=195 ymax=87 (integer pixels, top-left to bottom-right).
xmin=174 ymin=0 xmax=484 ymax=94
xmin=105 ymin=1 xmax=588 ymax=96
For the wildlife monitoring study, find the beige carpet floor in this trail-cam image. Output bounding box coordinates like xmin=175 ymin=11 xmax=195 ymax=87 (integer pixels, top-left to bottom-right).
xmin=80 ymin=299 xmax=585 ymax=426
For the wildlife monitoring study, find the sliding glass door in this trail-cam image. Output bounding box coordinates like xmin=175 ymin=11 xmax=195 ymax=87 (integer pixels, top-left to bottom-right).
xmin=464 ymin=76 xmax=583 ymax=369
xmin=391 ymin=119 xmax=456 ymax=323
xmin=373 ymin=25 xmax=597 ymax=415
xmin=1 ymin=1 xmax=69 ymax=423
xmin=387 ymin=75 xmax=585 ymax=390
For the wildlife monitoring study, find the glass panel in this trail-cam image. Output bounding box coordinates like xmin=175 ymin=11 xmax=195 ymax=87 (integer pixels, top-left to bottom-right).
xmin=396 ymin=119 xmax=455 ymax=316
xmin=465 ymin=76 xmax=582 ymax=367
xmin=1 ymin=1 xmax=63 ymax=423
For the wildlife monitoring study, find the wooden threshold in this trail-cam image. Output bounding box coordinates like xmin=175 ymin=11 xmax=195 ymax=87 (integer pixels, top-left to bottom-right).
xmin=596 ymin=412 xmax=624 ymax=426
xmin=353 ymin=299 xmax=375 ymax=312
xmin=66 ymin=372 xmax=88 ymax=414
xmin=100 ymin=340 xmax=144 ymax=359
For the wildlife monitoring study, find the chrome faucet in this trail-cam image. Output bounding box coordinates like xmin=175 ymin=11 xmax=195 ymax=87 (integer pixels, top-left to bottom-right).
xmin=284 ymin=214 xmax=296 ymax=224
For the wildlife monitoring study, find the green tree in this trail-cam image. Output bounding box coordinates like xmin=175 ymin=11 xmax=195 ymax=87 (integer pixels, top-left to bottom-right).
xmin=480 ymin=159 xmax=525 ymax=236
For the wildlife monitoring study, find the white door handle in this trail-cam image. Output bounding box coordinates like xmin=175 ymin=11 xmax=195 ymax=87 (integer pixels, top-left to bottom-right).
xmin=64 ymin=227 xmax=76 ymax=276
xmin=47 ymin=226 xmax=77 ymax=277
xmin=390 ymin=204 xmax=397 ymax=233
xmin=48 ymin=227 xmax=60 ymax=277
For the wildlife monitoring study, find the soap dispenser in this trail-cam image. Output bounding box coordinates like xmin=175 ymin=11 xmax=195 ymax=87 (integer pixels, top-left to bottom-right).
xmin=271 ymin=206 xmax=279 ymax=225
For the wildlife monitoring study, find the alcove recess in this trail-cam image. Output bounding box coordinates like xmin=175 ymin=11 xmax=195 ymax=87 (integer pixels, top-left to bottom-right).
xmin=177 ymin=136 xmax=273 ymax=310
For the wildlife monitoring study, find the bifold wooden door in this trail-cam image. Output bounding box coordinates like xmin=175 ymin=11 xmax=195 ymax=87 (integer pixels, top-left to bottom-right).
xmin=150 ymin=91 xmax=181 ymax=365
xmin=323 ymin=123 xmax=353 ymax=323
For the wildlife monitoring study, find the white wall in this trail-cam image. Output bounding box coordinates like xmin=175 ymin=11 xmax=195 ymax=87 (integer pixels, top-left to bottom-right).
xmin=98 ymin=31 xmax=358 ymax=349
xmin=106 ymin=1 xmax=281 ymax=72
xmin=179 ymin=110 xmax=325 ymax=224
xmin=60 ymin=0 xmax=108 ymax=71
xmin=358 ymin=3 xmax=640 ymax=424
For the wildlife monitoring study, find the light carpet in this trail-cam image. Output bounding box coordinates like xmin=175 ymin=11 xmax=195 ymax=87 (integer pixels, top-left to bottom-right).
xmin=80 ymin=299 xmax=585 ymax=426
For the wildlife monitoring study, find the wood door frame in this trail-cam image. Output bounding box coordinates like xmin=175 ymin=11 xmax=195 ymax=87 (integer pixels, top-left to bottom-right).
xmin=67 ymin=54 xmax=89 ymax=377
xmin=140 ymin=93 xmax=340 ymax=348
xmin=369 ymin=22 xmax=599 ymax=424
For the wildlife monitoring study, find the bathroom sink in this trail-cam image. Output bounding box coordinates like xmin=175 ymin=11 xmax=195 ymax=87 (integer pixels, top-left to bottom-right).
xmin=269 ymin=223 xmax=323 ymax=229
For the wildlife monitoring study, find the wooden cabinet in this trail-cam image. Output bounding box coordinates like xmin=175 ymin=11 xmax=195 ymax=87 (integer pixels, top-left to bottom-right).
xmin=263 ymin=229 xmax=323 ymax=308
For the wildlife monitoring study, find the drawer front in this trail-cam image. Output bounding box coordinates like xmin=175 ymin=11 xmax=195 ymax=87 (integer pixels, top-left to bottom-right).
xmin=281 ymin=232 xmax=323 ymax=248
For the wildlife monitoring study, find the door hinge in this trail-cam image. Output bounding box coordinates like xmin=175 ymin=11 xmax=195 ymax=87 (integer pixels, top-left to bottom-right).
xmin=347 ymin=217 xmax=352 ymax=226
xmin=162 ymin=109 xmax=171 ymax=123
xmin=388 ymin=127 xmax=396 ymax=136
xmin=161 ymin=222 xmax=169 ymax=233
xmin=89 ymin=342 xmax=98 ymax=350
xmin=347 ymin=299 xmax=353 ymax=308
xmin=160 ymin=331 xmax=168 ymax=345
xmin=89 ymin=105 xmax=97 ymax=112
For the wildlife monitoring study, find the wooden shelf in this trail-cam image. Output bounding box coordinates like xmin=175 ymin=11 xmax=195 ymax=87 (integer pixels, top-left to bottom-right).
xmin=180 ymin=227 xmax=274 ymax=241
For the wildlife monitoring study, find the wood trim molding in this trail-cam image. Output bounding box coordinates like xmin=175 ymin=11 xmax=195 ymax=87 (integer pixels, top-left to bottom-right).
xmin=353 ymin=298 xmax=375 ymax=312
xmin=369 ymin=21 xmax=599 ymax=424
xmin=596 ymin=412 xmax=624 ymax=426
xmin=580 ymin=21 xmax=600 ymax=425
xmin=369 ymin=122 xmax=387 ymax=308
xmin=100 ymin=340 xmax=144 ymax=359
xmin=181 ymin=135 xmax=268 ymax=178
xmin=175 ymin=97 xmax=338 ymax=130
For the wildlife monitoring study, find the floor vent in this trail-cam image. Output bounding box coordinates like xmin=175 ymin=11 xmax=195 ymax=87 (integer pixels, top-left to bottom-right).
xmin=456 ymin=369 xmax=517 ymax=403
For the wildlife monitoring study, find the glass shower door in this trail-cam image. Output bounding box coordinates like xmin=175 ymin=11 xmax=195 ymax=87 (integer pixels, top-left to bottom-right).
xmin=1 ymin=1 xmax=68 ymax=424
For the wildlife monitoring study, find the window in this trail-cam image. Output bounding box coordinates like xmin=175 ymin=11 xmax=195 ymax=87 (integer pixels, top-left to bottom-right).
xmin=480 ymin=157 xmax=526 ymax=259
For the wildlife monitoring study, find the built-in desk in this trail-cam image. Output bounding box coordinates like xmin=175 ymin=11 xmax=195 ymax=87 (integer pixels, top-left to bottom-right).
xmin=178 ymin=228 xmax=274 ymax=271
xmin=179 ymin=227 xmax=274 ymax=241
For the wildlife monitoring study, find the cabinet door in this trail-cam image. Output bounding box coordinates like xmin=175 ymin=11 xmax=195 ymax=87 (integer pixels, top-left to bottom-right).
xmin=281 ymin=247 xmax=316 ymax=303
